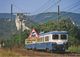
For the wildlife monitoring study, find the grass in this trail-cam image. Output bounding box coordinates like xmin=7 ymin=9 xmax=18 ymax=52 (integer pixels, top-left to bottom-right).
xmin=0 ymin=48 xmax=20 ymax=57
xmin=68 ymin=45 xmax=80 ymax=53
xmin=0 ymin=46 xmax=80 ymax=57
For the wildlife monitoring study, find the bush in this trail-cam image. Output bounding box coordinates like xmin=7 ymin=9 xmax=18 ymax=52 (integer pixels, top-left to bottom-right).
xmin=68 ymin=45 xmax=80 ymax=53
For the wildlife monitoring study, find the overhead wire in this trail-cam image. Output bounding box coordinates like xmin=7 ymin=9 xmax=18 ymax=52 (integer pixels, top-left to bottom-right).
xmin=61 ymin=0 xmax=80 ymax=16
xmin=11 ymin=0 xmax=80 ymax=16
xmin=59 ymin=0 xmax=80 ymax=26
xmin=31 ymin=0 xmax=52 ymax=14
xmin=62 ymin=0 xmax=80 ymax=10
xmin=12 ymin=0 xmax=60 ymax=15
xmin=66 ymin=2 xmax=80 ymax=11
xmin=31 ymin=0 xmax=61 ymax=22
xmin=39 ymin=0 xmax=61 ymax=13
xmin=73 ymin=7 xmax=80 ymax=12
xmin=13 ymin=4 xmax=29 ymax=14
xmin=60 ymin=1 xmax=80 ymax=20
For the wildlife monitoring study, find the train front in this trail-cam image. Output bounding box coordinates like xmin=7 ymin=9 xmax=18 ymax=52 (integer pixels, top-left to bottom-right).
xmin=51 ymin=31 xmax=68 ymax=51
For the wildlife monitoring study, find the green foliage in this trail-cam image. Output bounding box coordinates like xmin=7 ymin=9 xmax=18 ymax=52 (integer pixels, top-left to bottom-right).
xmin=68 ymin=45 xmax=80 ymax=53
xmin=36 ymin=18 xmax=80 ymax=46
xmin=38 ymin=20 xmax=57 ymax=32
xmin=4 ymin=30 xmax=30 ymax=48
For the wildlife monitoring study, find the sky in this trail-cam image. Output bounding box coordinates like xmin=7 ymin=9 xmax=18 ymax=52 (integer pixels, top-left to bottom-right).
xmin=0 ymin=0 xmax=80 ymax=15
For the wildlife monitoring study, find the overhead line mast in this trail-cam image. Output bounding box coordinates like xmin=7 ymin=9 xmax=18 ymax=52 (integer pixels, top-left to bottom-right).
xmin=58 ymin=4 xmax=60 ymax=30
xmin=11 ymin=4 xmax=13 ymax=21
xmin=57 ymin=0 xmax=61 ymax=30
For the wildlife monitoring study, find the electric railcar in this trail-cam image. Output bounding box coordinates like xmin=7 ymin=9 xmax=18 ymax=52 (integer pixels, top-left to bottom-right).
xmin=25 ymin=31 xmax=68 ymax=52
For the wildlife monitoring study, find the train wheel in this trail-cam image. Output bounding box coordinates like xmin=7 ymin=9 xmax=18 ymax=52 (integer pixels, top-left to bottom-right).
xmin=34 ymin=48 xmax=36 ymax=50
xmin=46 ymin=48 xmax=50 ymax=52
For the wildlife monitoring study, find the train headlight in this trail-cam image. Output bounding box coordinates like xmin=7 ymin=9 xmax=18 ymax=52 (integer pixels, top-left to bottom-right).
xmin=63 ymin=42 xmax=68 ymax=45
xmin=53 ymin=42 xmax=57 ymax=45
xmin=63 ymin=42 xmax=69 ymax=49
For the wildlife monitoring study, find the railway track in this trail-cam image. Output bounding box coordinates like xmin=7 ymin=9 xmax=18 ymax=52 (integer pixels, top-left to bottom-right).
xmin=12 ymin=48 xmax=80 ymax=57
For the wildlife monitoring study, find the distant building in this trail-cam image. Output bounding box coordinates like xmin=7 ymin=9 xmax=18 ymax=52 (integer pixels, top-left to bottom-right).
xmin=15 ymin=13 xmax=30 ymax=31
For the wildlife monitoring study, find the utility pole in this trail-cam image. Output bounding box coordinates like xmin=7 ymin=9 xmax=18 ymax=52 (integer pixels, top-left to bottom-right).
xmin=57 ymin=5 xmax=60 ymax=30
xmin=10 ymin=4 xmax=13 ymax=34
xmin=57 ymin=0 xmax=61 ymax=30
xmin=10 ymin=4 xmax=13 ymax=50
xmin=11 ymin=4 xmax=13 ymax=21
xmin=18 ymin=13 xmax=24 ymax=46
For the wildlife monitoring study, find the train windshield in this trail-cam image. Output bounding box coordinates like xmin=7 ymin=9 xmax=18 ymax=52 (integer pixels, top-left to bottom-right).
xmin=52 ymin=35 xmax=58 ymax=39
xmin=61 ymin=34 xmax=67 ymax=40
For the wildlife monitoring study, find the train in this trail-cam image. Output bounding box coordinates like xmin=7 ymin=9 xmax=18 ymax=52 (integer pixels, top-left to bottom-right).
xmin=25 ymin=29 xmax=68 ymax=52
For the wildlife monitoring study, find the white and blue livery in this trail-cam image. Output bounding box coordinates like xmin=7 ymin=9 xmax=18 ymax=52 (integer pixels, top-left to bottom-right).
xmin=25 ymin=30 xmax=68 ymax=52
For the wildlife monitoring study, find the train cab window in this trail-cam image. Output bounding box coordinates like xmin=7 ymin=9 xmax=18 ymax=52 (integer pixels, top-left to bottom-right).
xmin=45 ymin=36 xmax=49 ymax=41
xmin=61 ymin=35 xmax=67 ymax=40
xmin=52 ymin=35 xmax=58 ymax=39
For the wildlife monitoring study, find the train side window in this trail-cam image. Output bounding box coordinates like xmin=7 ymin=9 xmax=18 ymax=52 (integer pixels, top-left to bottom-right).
xmin=27 ymin=41 xmax=30 ymax=44
xmin=52 ymin=35 xmax=58 ymax=39
xmin=37 ymin=38 xmax=43 ymax=42
xmin=45 ymin=36 xmax=49 ymax=41
xmin=40 ymin=37 xmax=44 ymax=42
xmin=61 ymin=34 xmax=67 ymax=40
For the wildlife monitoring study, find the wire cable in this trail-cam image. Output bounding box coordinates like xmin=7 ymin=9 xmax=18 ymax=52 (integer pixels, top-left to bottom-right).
xmin=39 ymin=0 xmax=61 ymax=13
xmin=31 ymin=0 xmax=51 ymax=14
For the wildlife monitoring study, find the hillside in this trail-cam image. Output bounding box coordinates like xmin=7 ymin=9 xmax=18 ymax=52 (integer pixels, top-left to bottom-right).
xmin=0 ymin=12 xmax=80 ymax=40
xmin=30 ymin=12 xmax=80 ymax=25
xmin=0 ymin=12 xmax=80 ymax=25
xmin=0 ymin=13 xmax=36 ymax=40
xmin=0 ymin=18 xmax=16 ymax=40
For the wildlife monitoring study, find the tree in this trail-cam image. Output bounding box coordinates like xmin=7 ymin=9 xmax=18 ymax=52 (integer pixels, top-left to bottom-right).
xmin=36 ymin=18 xmax=80 ymax=46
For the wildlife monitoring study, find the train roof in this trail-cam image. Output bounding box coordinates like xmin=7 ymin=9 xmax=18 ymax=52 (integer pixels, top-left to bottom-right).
xmin=40 ymin=31 xmax=68 ymax=36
